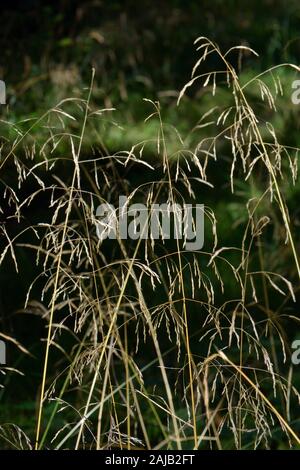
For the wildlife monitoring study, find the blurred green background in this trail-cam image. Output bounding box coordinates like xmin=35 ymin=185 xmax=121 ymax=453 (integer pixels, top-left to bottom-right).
xmin=1 ymin=0 xmax=300 ymax=449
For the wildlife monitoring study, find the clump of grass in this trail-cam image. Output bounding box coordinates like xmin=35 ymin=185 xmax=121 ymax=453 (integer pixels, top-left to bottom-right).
xmin=0 ymin=38 xmax=300 ymax=450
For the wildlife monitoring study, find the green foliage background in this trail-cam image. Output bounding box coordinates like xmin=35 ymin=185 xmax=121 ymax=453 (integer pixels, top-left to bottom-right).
xmin=0 ymin=0 xmax=300 ymax=449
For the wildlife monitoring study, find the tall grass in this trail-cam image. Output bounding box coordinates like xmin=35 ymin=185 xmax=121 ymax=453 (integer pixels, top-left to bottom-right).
xmin=0 ymin=38 xmax=300 ymax=450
